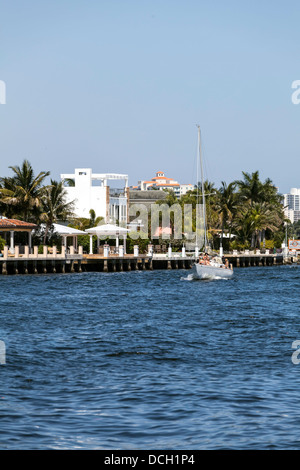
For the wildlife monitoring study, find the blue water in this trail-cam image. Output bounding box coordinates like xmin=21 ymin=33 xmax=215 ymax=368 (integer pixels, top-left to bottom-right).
xmin=1 ymin=265 xmax=300 ymax=449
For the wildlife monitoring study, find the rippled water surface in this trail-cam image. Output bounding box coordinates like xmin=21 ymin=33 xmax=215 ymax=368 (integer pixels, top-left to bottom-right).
xmin=1 ymin=265 xmax=300 ymax=449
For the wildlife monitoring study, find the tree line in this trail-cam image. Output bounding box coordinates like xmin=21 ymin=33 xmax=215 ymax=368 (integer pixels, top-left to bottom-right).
xmin=0 ymin=160 xmax=74 ymax=246
xmin=156 ymin=170 xmax=287 ymax=252
xmin=0 ymin=159 xmax=288 ymax=252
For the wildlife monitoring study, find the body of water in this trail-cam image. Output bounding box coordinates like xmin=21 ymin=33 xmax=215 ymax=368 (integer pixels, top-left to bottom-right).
xmin=1 ymin=266 xmax=300 ymax=449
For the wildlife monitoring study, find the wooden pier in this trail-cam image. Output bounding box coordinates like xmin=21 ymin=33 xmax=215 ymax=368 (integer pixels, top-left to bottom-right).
xmin=0 ymin=253 xmax=192 ymax=274
xmin=0 ymin=247 xmax=297 ymax=275
xmin=82 ymin=254 xmax=195 ymax=272
xmin=225 ymin=253 xmax=286 ymax=267
xmin=0 ymin=254 xmax=83 ymax=275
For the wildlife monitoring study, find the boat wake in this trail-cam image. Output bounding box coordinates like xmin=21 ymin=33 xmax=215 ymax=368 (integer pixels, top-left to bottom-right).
xmin=181 ymin=274 xmax=195 ymax=281
xmin=181 ymin=273 xmax=229 ymax=282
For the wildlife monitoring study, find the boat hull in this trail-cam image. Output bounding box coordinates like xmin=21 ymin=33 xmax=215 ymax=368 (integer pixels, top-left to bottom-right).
xmin=191 ymin=263 xmax=233 ymax=280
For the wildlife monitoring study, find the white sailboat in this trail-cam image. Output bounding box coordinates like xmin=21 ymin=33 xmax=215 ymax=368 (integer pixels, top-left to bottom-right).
xmin=191 ymin=126 xmax=233 ymax=280
xmin=192 ymin=258 xmax=234 ymax=280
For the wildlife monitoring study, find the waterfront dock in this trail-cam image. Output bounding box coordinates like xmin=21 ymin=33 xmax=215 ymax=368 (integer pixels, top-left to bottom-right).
xmin=83 ymin=253 xmax=194 ymax=272
xmin=0 ymin=244 xmax=83 ymax=275
xmin=0 ymin=244 xmax=297 ymax=275
xmin=225 ymin=252 xmax=285 ymax=267
xmin=0 ymin=251 xmax=194 ymax=275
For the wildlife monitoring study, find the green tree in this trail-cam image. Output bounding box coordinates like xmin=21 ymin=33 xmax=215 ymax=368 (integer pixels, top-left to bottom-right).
xmin=234 ymin=171 xmax=284 ymax=248
xmin=215 ymin=181 xmax=238 ymax=250
xmin=89 ymin=209 xmax=103 ymax=227
xmin=0 ymin=159 xmax=50 ymax=221
xmin=64 ymin=178 xmax=75 ymax=187
xmin=40 ymin=179 xmax=75 ymax=244
xmin=233 ymin=201 xmax=284 ymax=248
xmin=249 ymin=203 xmax=282 ymax=247
xmin=69 ymin=209 xmax=103 ymax=231
xmin=235 ymin=170 xmax=264 ymax=206
xmin=68 ymin=209 xmax=103 ymax=251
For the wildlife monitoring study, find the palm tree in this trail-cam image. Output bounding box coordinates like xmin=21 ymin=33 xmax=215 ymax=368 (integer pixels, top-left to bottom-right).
xmin=215 ymin=181 xmax=238 ymax=250
xmin=0 ymin=159 xmax=50 ymax=221
xmin=40 ymin=179 xmax=75 ymax=244
xmin=234 ymin=171 xmax=285 ymax=248
xmin=69 ymin=209 xmax=103 ymax=231
xmin=233 ymin=201 xmax=284 ymax=248
xmin=69 ymin=217 xmax=90 ymax=232
xmin=232 ymin=206 xmax=253 ymax=248
xmin=0 ymin=176 xmax=17 ymax=218
xmin=89 ymin=209 xmax=103 ymax=227
xmin=64 ymin=178 xmax=75 ymax=187
xmin=235 ymin=171 xmax=264 ymax=206
xmin=250 ymin=203 xmax=283 ymax=247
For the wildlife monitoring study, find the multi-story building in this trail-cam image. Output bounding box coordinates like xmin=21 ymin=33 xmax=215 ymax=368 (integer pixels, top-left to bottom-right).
xmin=136 ymin=171 xmax=194 ymax=198
xmin=283 ymin=188 xmax=300 ymax=223
xmin=60 ymin=168 xmax=129 ymax=224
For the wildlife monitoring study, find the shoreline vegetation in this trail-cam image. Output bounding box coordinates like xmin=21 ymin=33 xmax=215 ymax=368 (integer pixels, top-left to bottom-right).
xmin=0 ymin=159 xmax=292 ymax=254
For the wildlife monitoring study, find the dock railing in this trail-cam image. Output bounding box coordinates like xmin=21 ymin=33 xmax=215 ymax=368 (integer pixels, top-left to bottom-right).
xmin=0 ymin=245 xmax=83 ymax=260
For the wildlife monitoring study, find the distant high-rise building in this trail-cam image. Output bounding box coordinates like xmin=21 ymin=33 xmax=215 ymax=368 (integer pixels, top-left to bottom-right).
xmin=283 ymin=188 xmax=300 ymax=223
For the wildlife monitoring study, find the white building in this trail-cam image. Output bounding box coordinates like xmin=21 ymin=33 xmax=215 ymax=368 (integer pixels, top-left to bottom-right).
xmin=136 ymin=171 xmax=194 ymax=198
xmin=179 ymin=184 xmax=195 ymax=197
xmin=60 ymin=168 xmax=129 ymax=224
xmin=283 ymin=188 xmax=300 ymax=223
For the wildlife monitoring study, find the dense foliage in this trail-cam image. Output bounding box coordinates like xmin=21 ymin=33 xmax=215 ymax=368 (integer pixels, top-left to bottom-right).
xmin=156 ymin=170 xmax=287 ymax=251
xmin=0 ymin=160 xmax=74 ymax=246
xmin=0 ymin=160 xmax=287 ymax=251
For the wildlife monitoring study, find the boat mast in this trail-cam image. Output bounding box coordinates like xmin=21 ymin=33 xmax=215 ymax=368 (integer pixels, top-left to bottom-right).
xmin=197 ymin=125 xmax=207 ymax=250
xmin=196 ymin=128 xmax=199 ymax=250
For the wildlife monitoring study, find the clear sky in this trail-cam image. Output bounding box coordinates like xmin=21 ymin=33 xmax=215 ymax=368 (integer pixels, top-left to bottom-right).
xmin=1 ymin=0 xmax=300 ymax=193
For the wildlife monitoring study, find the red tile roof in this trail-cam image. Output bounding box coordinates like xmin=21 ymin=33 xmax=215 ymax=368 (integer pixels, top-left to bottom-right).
xmin=0 ymin=218 xmax=37 ymax=230
xmin=152 ymin=176 xmax=173 ymax=180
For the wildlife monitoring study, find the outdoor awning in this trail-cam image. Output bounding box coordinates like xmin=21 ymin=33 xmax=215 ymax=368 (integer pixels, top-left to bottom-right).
xmin=51 ymin=223 xmax=86 ymax=236
xmin=86 ymin=223 xmax=130 ymax=236
xmin=37 ymin=223 xmax=86 ymax=236
xmin=85 ymin=223 xmax=130 ymax=254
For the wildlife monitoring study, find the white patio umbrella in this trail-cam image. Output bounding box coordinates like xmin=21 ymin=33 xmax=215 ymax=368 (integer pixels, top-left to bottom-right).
xmin=52 ymin=224 xmax=86 ymax=250
xmin=37 ymin=223 xmax=86 ymax=250
xmin=85 ymin=223 xmax=130 ymax=254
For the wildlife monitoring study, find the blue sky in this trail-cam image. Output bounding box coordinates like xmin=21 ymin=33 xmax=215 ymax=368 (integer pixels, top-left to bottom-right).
xmin=0 ymin=0 xmax=300 ymax=193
